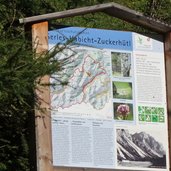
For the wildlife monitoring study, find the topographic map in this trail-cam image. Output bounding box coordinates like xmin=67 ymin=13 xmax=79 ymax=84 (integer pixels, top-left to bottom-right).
xmin=50 ymin=46 xmax=113 ymax=119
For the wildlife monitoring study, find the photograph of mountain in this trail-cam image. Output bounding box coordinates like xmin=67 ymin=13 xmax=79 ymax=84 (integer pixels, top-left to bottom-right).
xmin=117 ymin=129 xmax=166 ymax=169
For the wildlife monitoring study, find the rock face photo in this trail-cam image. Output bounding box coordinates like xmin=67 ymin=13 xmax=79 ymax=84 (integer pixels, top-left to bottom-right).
xmin=117 ymin=129 xmax=166 ymax=169
xmin=111 ymin=52 xmax=132 ymax=78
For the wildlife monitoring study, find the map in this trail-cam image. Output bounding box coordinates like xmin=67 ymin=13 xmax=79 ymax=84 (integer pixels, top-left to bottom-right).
xmin=50 ymin=46 xmax=113 ymax=119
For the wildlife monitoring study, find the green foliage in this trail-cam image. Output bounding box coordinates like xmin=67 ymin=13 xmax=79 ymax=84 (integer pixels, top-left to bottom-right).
xmin=51 ymin=0 xmax=171 ymax=33
xmin=0 ymin=37 xmax=65 ymax=170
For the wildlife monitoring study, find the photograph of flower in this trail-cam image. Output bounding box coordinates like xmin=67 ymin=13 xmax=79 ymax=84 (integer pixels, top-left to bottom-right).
xmin=113 ymin=103 xmax=133 ymax=121
xmin=111 ymin=52 xmax=131 ymax=77
xmin=113 ymin=81 xmax=132 ymax=100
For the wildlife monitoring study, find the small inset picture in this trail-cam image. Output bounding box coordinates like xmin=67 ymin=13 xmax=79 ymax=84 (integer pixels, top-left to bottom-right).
xmin=113 ymin=103 xmax=133 ymax=121
xmin=117 ymin=128 xmax=167 ymax=169
xmin=113 ymin=81 xmax=132 ymax=100
xmin=138 ymin=105 xmax=165 ymax=123
xmin=111 ymin=52 xmax=131 ymax=77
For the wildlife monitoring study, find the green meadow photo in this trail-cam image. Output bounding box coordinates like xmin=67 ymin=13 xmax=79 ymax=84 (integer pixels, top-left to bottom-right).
xmin=113 ymin=81 xmax=132 ymax=100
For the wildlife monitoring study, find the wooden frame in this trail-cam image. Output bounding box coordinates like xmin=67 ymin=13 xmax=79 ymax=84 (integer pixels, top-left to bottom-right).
xmin=21 ymin=2 xmax=171 ymax=171
xmin=20 ymin=3 xmax=171 ymax=33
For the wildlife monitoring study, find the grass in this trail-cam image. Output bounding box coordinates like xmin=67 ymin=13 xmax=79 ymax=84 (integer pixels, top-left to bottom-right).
xmin=113 ymin=81 xmax=132 ymax=100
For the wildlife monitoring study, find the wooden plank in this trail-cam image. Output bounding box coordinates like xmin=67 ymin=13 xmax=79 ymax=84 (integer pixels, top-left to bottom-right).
xmin=54 ymin=167 xmax=84 ymax=171
xmin=19 ymin=3 xmax=171 ymax=34
xmin=103 ymin=6 xmax=171 ymax=34
xmin=164 ymin=32 xmax=171 ymax=171
xmin=32 ymin=22 xmax=49 ymax=53
xmin=19 ymin=3 xmax=112 ymax=24
xmin=32 ymin=21 xmax=53 ymax=171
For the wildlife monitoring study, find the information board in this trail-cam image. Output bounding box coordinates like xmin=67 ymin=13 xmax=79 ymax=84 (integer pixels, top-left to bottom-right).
xmin=48 ymin=27 xmax=169 ymax=171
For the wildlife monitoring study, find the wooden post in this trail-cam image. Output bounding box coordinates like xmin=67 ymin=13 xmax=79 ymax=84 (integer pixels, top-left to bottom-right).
xmin=164 ymin=32 xmax=171 ymax=171
xmin=32 ymin=21 xmax=84 ymax=171
xmin=32 ymin=21 xmax=53 ymax=171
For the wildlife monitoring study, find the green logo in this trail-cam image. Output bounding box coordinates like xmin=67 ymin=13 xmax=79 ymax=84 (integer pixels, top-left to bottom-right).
xmin=138 ymin=36 xmax=143 ymax=44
